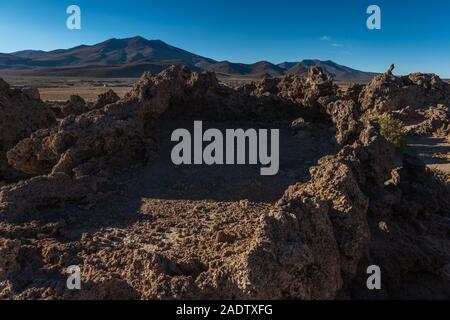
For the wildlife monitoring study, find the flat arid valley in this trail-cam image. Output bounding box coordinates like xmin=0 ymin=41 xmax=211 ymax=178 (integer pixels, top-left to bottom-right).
xmin=0 ymin=1 xmax=450 ymax=306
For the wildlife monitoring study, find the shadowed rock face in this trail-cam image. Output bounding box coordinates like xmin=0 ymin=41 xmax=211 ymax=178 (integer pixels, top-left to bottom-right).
xmin=241 ymin=126 xmax=396 ymax=299
xmin=0 ymin=78 xmax=56 ymax=182
xmin=0 ymin=238 xmax=21 ymax=281
xmin=2 ymin=66 xmax=338 ymax=223
xmin=61 ymin=95 xmax=88 ymax=117
xmin=49 ymin=90 xmax=121 ymax=119
xmin=0 ymin=66 xmax=449 ymax=300
xmin=6 ymin=66 xmax=334 ymax=182
xmin=94 ymin=89 xmax=120 ymax=109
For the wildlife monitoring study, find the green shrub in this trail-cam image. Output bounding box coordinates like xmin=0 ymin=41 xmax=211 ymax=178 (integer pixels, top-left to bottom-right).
xmin=361 ymin=113 xmax=407 ymax=148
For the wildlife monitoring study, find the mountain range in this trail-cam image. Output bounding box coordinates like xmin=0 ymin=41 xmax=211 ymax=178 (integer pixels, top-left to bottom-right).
xmin=0 ymin=36 xmax=378 ymax=81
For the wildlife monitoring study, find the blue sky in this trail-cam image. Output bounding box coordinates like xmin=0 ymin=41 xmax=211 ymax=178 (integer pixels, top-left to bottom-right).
xmin=0 ymin=0 xmax=449 ymax=77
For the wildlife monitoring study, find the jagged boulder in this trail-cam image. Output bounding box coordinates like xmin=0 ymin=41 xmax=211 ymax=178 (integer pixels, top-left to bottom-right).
xmin=7 ymin=66 xmax=325 ymax=179
xmin=373 ymin=153 xmax=450 ymax=218
xmin=60 ymin=95 xmax=89 ymax=117
xmin=324 ymin=99 xmax=361 ymax=146
xmin=0 ymin=78 xmax=56 ymax=182
xmin=94 ymin=89 xmax=120 ymax=109
xmin=389 ymin=104 xmax=449 ymax=137
xmin=356 ymin=153 xmax=450 ymax=298
xmin=338 ymin=83 xmax=364 ymax=101
xmin=6 ymin=67 xmax=193 ymax=178
xmin=239 ymin=66 xmax=336 ymax=109
xmin=243 ymin=195 xmax=343 ymax=299
xmin=412 ymin=105 xmax=449 ymax=136
xmin=359 ymin=72 xmax=450 ymax=113
xmin=240 ymin=126 xmax=396 ymax=299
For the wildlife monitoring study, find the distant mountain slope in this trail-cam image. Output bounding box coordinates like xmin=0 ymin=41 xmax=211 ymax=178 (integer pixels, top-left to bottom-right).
xmin=206 ymin=60 xmax=285 ymax=77
xmin=279 ymin=60 xmax=378 ymax=81
xmin=5 ymin=36 xmax=215 ymax=69
xmin=11 ymin=50 xmax=47 ymax=59
xmin=0 ymin=36 xmax=378 ymax=81
xmin=0 ymin=53 xmax=32 ymax=70
xmin=207 ymin=59 xmax=376 ymax=81
xmin=26 ymin=60 xmax=195 ymax=78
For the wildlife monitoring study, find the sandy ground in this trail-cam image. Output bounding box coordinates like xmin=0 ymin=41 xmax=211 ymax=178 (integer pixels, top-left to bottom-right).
xmin=1 ymin=75 xmax=134 ymax=102
xmin=407 ymin=136 xmax=450 ymax=173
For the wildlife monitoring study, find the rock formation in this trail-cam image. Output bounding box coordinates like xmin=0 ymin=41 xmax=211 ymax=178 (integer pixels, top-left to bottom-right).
xmin=94 ymin=89 xmax=120 ymax=109
xmin=60 ymin=95 xmax=89 ymax=117
xmin=241 ymin=125 xmax=396 ymax=299
xmin=0 ymin=66 xmax=449 ymax=300
xmin=359 ymin=72 xmax=450 ymax=113
xmin=6 ymin=66 xmax=335 ymax=182
xmin=0 ymin=78 xmax=56 ymax=182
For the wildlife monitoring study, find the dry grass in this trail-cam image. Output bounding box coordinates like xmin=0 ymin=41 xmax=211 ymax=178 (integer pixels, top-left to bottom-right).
xmin=39 ymin=87 xmax=132 ymax=102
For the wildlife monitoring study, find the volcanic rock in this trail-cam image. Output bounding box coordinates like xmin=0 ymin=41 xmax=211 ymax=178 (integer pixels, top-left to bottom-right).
xmin=0 ymin=238 xmax=21 ymax=281
xmin=239 ymin=126 xmax=396 ymax=299
xmin=359 ymin=72 xmax=450 ymax=113
xmin=7 ymin=66 xmax=333 ymax=180
xmin=59 ymin=95 xmax=89 ymax=117
xmin=323 ymin=99 xmax=361 ymax=146
xmin=1 ymin=66 xmax=449 ymax=300
xmin=0 ymin=78 xmax=56 ymax=182
xmin=94 ymin=89 xmax=120 ymax=109
xmin=239 ymin=66 xmax=336 ymax=109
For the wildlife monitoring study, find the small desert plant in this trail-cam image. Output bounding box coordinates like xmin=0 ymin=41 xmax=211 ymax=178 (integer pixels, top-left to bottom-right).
xmin=379 ymin=114 xmax=407 ymax=147
xmin=361 ymin=113 xmax=407 ymax=148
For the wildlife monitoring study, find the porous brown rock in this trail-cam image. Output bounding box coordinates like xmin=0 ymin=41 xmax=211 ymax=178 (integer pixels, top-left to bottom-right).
xmin=373 ymin=153 xmax=450 ymax=219
xmin=0 ymin=238 xmax=21 ymax=281
xmin=354 ymin=154 xmax=450 ymax=299
xmin=0 ymin=66 xmax=449 ymax=300
xmin=239 ymin=66 xmax=336 ymax=109
xmin=59 ymin=95 xmax=89 ymax=117
xmin=359 ymin=72 xmax=450 ymax=113
xmin=239 ymin=126 xmax=397 ymax=299
xmin=2 ymin=65 xmax=329 ymax=221
xmin=7 ymin=66 xmax=333 ymax=180
xmin=387 ymin=104 xmax=450 ymax=138
xmin=21 ymin=87 xmax=41 ymax=101
xmin=323 ymin=99 xmax=361 ymax=146
xmin=94 ymin=89 xmax=120 ymax=109
xmin=413 ymin=105 xmax=449 ymax=136
xmin=0 ymin=78 xmax=56 ymax=182
xmin=338 ymin=83 xmax=364 ymax=101
xmin=0 ymin=173 xmax=92 ymax=222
